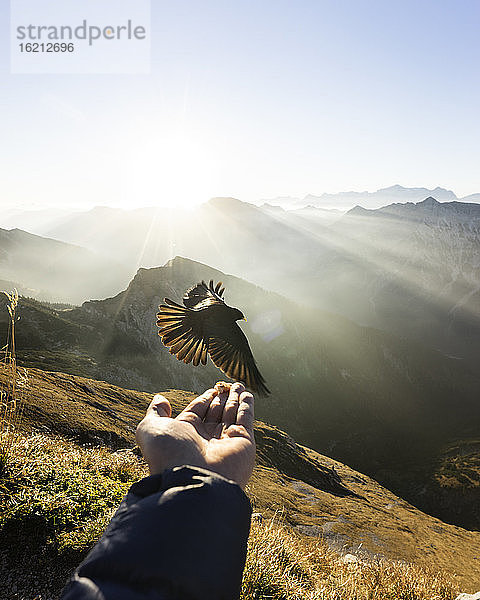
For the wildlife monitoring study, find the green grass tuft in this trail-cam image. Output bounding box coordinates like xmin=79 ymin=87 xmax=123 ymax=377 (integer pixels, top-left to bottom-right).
xmin=0 ymin=431 xmax=146 ymax=557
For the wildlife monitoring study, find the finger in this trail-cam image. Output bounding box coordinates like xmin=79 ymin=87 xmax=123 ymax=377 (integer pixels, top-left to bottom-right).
xmin=222 ymin=382 xmax=244 ymax=427
xmin=180 ymin=388 xmax=217 ymax=422
xmin=236 ymin=391 xmax=254 ymax=432
xmin=147 ymin=394 xmax=172 ymax=418
xmin=204 ymin=389 xmax=228 ymax=423
xmin=136 ymin=395 xmax=171 ymax=450
xmin=224 ymin=424 xmax=250 ymax=439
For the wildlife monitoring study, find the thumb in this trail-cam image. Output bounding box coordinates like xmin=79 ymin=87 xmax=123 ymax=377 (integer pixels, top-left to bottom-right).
xmin=148 ymin=394 xmax=172 ymax=418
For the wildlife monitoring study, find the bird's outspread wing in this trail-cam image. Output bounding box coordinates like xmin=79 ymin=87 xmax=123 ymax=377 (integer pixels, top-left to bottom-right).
xmin=156 ymin=298 xmax=209 ymax=366
xmin=182 ymin=279 xmax=225 ymax=309
xmin=156 ymin=279 xmax=224 ymax=366
xmin=208 ymin=324 xmax=270 ymax=396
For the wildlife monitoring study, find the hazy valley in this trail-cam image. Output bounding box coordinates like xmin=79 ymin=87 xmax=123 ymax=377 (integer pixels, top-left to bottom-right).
xmin=3 ymin=191 xmax=480 ymax=372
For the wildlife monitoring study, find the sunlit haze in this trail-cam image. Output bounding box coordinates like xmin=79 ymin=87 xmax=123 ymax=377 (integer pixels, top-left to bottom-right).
xmin=1 ymin=1 xmax=479 ymax=210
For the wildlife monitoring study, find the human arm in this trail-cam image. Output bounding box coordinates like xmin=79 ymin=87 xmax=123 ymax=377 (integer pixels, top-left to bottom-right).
xmin=61 ymin=383 xmax=255 ymax=600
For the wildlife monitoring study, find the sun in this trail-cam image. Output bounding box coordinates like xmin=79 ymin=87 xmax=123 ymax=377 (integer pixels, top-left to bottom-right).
xmin=126 ymin=136 xmax=219 ymax=209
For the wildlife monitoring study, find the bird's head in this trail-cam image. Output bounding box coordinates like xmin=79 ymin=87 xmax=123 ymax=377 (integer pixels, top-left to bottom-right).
xmin=231 ymin=307 xmax=247 ymax=322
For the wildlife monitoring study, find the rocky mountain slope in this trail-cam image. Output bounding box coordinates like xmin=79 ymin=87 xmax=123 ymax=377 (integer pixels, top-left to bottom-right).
xmin=4 ymin=256 xmax=480 ymax=530
xmin=2 ymin=363 xmax=480 ymax=592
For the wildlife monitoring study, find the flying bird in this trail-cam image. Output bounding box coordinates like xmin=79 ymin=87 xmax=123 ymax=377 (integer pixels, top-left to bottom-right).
xmin=156 ymin=280 xmax=270 ymax=395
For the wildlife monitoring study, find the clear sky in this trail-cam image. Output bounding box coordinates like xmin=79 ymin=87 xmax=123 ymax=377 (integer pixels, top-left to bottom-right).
xmin=1 ymin=0 xmax=479 ymax=209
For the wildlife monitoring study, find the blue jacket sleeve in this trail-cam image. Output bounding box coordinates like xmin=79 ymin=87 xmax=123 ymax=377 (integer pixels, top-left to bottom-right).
xmin=61 ymin=465 xmax=252 ymax=600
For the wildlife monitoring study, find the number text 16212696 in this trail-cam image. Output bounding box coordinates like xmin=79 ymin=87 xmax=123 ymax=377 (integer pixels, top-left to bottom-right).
xmin=19 ymin=43 xmax=75 ymax=52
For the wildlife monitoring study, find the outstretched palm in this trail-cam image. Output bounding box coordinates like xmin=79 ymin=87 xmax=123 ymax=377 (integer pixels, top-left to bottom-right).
xmin=136 ymin=382 xmax=256 ymax=489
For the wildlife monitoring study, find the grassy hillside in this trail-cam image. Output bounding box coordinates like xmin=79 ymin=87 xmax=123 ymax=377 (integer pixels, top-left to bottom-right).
xmin=1 ymin=363 xmax=479 ymax=599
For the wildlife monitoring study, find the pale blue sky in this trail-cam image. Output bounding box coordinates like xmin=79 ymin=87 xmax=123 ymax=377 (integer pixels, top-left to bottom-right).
xmin=1 ymin=0 xmax=479 ymax=208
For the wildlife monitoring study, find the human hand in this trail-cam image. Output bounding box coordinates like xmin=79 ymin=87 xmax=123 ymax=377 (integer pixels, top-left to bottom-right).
xmin=135 ymin=382 xmax=256 ymax=489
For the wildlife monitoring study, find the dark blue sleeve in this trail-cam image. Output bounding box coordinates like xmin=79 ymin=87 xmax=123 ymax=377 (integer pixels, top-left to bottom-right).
xmin=61 ymin=465 xmax=252 ymax=600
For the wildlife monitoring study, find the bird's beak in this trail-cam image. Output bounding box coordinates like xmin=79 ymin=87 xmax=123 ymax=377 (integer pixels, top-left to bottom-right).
xmin=243 ymin=317 xmax=247 ymax=322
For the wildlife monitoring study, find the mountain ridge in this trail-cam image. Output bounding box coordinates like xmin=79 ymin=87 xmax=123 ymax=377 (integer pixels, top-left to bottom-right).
xmin=1 ymin=196 xmax=480 ymax=391
xmin=263 ymin=185 xmax=467 ymax=210
xmin=344 ymin=197 xmax=480 ymax=222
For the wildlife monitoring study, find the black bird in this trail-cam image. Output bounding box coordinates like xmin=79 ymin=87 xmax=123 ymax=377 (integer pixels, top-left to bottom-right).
xmin=156 ymin=280 xmax=270 ymax=395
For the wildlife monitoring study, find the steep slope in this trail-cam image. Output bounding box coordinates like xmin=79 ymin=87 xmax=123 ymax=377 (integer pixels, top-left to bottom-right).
xmin=300 ymin=197 xmax=480 ymax=368
xmin=6 ymin=257 xmax=480 ymax=530
xmin=0 ymin=227 xmax=132 ymax=304
xmin=2 ymin=363 xmax=480 ymax=591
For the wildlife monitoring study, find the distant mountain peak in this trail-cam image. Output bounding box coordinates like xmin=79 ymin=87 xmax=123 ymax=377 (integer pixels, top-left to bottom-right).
xmin=260 ymin=203 xmax=285 ymax=212
xmin=160 ymin=255 xmax=227 ymax=279
xmin=418 ymin=196 xmax=440 ymax=205
xmin=380 ymin=184 xmax=406 ymax=192
xmin=166 ymin=255 xmax=206 ymax=268
xmin=346 ymin=205 xmax=373 ymax=217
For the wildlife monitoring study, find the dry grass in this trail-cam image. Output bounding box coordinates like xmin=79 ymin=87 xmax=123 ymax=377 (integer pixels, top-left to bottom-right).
xmin=242 ymin=519 xmax=457 ymax=600
xmin=246 ymin=458 xmax=480 ymax=592
xmin=0 ymin=430 xmax=459 ymax=600
xmin=0 ymin=428 xmax=463 ymax=600
xmin=0 ymin=364 xmax=478 ymax=592
xmin=0 ymin=289 xmax=28 ymax=472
